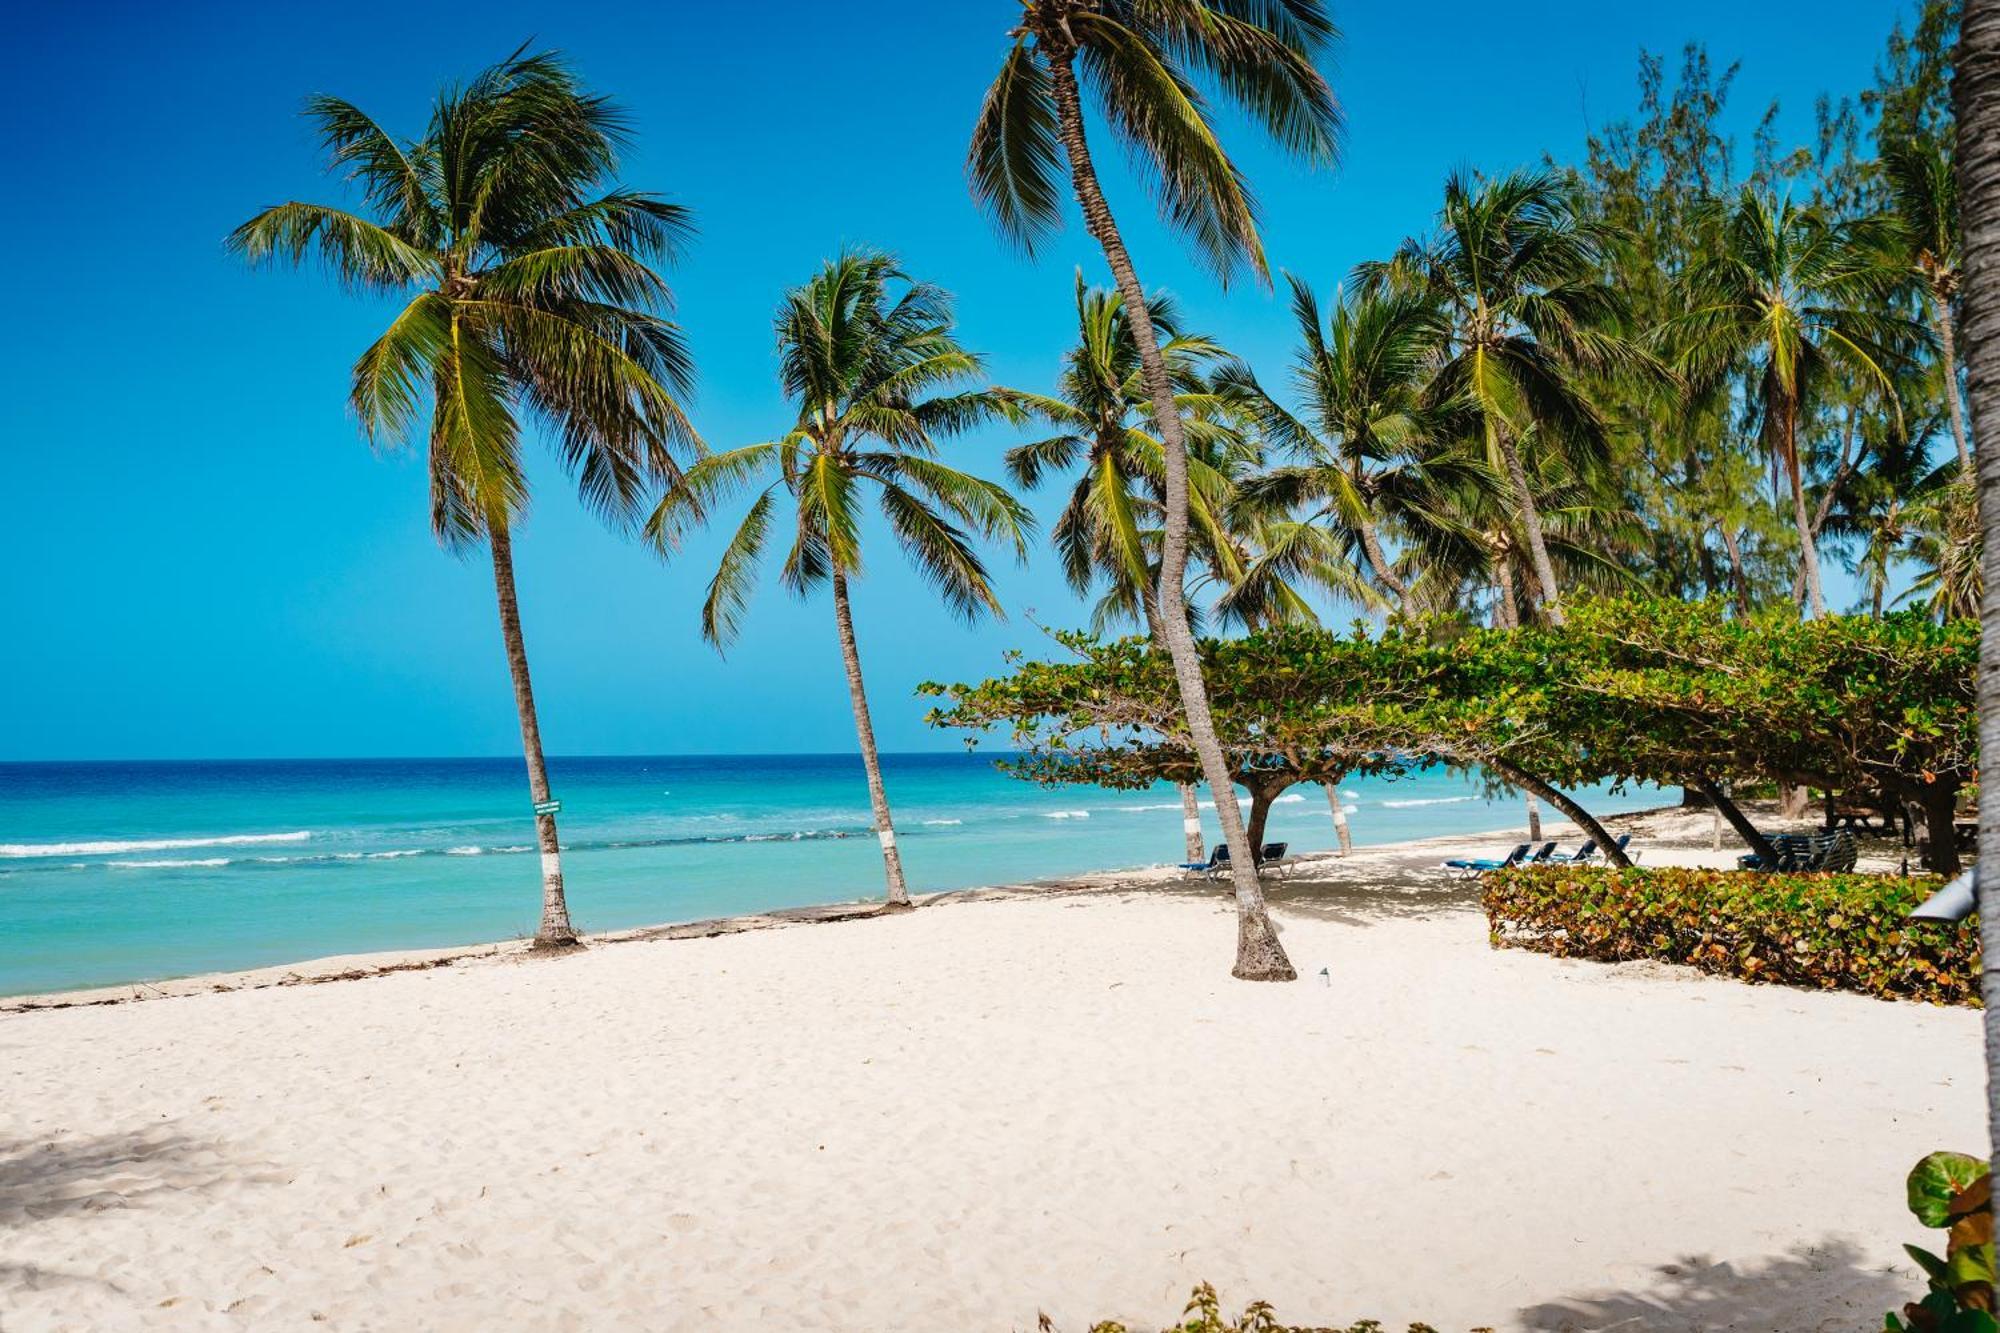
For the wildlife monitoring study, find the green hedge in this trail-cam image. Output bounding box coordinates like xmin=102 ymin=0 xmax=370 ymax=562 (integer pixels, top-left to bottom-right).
xmin=1482 ymin=866 xmax=1978 ymax=1006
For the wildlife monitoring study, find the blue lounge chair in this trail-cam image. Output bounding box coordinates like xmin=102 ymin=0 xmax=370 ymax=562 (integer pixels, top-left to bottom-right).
xmin=1524 ymin=841 xmax=1559 ymax=864
xmin=1181 ymin=844 xmax=1227 ymax=875
xmin=1443 ymin=842 xmax=1530 ymax=879
xmin=1549 ymin=838 xmax=1597 ymax=864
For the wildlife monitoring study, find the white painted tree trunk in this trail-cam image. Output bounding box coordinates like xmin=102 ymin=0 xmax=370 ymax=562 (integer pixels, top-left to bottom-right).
xmin=1322 ymin=784 xmax=1353 ymax=855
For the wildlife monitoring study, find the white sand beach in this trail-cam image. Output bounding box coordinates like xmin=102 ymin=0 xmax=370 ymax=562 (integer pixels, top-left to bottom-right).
xmin=3 ymin=809 xmax=1982 ymax=1331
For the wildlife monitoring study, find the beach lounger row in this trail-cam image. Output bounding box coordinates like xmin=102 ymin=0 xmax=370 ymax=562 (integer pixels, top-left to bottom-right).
xmin=1736 ymin=829 xmax=1858 ymax=873
xmin=1180 ymin=842 xmax=1297 ymax=879
xmin=1440 ymin=834 xmax=1632 ymax=879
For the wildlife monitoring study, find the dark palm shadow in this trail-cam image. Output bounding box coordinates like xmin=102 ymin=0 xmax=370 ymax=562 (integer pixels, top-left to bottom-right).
xmin=0 ymin=1129 xmax=223 ymax=1230
xmin=1517 ymin=1238 xmax=1911 ymax=1331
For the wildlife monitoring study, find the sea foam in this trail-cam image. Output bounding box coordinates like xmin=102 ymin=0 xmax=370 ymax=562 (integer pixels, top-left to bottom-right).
xmin=0 ymin=831 xmax=312 ymax=859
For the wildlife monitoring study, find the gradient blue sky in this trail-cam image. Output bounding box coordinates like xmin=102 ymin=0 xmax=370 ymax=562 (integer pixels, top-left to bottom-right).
xmin=1 ymin=1 xmax=1914 ymax=760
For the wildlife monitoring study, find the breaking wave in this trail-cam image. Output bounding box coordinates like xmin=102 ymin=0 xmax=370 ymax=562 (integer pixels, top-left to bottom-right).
xmin=0 ymin=831 xmax=312 ymax=859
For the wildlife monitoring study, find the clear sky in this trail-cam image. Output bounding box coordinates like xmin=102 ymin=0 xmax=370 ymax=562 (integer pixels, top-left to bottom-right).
xmin=0 ymin=0 xmax=1914 ymax=760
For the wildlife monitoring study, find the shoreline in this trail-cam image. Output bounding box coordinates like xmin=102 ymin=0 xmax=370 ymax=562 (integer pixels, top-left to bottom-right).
xmin=1 ymin=799 xmax=1788 ymax=1014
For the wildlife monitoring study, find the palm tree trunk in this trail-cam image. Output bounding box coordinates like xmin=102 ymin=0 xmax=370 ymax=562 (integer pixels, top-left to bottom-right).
xmin=1778 ymin=388 xmax=1827 ymax=617
xmin=1494 ymin=421 xmax=1565 ymax=627
xmin=1952 ymin=0 xmax=2000 ymax=1196
xmin=1356 ymin=518 xmax=1410 ymax=614
xmin=1490 ymin=759 xmax=1633 ymax=868
xmin=1321 ymin=783 xmax=1353 ymax=855
xmin=1178 ymin=782 xmax=1205 ymax=861
xmin=1691 ymin=775 xmax=1780 ymax=864
xmin=1047 ymin=54 xmax=1292 ymax=980
xmin=1934 ymin=289 xmax=1975 ymax=472
xmin=1717 ymin=525 xmax=1754 ymax=617
xmin=1523 ymin=792 xmax=1543 ymax=842
xmin=830 ymin=569 xmax=911 ymax=908
xmin=488 ymin=522 xmax=576 ymax=949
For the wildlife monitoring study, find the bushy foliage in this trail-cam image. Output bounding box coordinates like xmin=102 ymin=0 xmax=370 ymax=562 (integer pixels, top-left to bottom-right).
xmin=1053 ymin=1283 xmax=1491 ymax=1333
xmin=1889 ymin=1151 xmax=1996 ymax=1331
xmin=1482 ymin=866 xmax=1976 ymax=1005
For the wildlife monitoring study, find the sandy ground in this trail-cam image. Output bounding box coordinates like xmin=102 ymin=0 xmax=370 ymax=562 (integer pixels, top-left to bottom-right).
xmin=2 ymin=806 xmax=1981 ymax=1331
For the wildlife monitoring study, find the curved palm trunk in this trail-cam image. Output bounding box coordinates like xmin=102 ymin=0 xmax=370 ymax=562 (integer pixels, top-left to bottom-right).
xmin=1491 ymin=759 xmax=1632 ymax=868
xmin=1776 ymin=389 xmax=1828 ymax=617
xmin=1494 ymin=421 xmax=1565 ymax=627
xmin=1952 ymin=0 xmax=2000 ymax=1193
xmin=830 ymin=569 xmax=911 ymax=908
xmin=1691 ymin=775 xmax=1779 ymax=864
xmin=1933 ymin=292 xmax=1974 ymax=472
xmin=488 ymin=523 xmax=577 ymax=949
xmin=1717 ymin=525 xmax=1755 ymax=617
xmin=1321 ymin=783 xmax=1353 ymax=855
xmin=1047 ymin=55 xmax=1292 ymax=980
xmin=1356 ymin=518 xmax=1411 ymax=615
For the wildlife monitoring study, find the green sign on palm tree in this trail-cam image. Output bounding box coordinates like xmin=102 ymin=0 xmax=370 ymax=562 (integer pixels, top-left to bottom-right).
xmin=648 ymin=252 xmax=1032 ymax=908
xmin=230 ymin=49 xmax=699 ymax=949
xmin=969 ymin=0 xmax=1341 ymax=981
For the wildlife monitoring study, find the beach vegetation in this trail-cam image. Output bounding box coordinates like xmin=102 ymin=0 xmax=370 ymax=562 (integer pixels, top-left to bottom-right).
xmin=1061 ymin=1282 xmax=1491 ymax=1333
xmin=228 ymin=48 xmax=699 ymax=947
xmin=1484 ymin=864 xmax=1975 ymax=1004
xmin=1888 ymin=1150 xmax=1996 ymax=1329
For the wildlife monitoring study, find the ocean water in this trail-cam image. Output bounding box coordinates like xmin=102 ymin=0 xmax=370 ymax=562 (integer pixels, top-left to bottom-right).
xmin=0 ymin=755 xmax=1665 ymax=996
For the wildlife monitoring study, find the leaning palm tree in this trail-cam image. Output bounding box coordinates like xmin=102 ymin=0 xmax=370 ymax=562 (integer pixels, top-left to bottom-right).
xmin=1949 ymin=0 xmax=2000 ymax=1212
xmin=230 ymin=50 xmax=697 ymax=948
xmin=1666 ymin=188 xmax=1915 ymax=617
xmin=648 ymin=252 xmax=1031 ymax=908
xmin=1006 ymin=278 xmax=1242 ymax=862
xmin=968 ymin=0 xmax=1341 ymax=981
xmin=1358 ymin=170 xmax=1637 ymax=628
xmin=1880 ymin=133 xmax=1971 ymax=469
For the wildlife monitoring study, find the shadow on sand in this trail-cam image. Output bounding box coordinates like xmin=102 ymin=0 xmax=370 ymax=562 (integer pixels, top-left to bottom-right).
xmin=1516 ymin=1238 xmax=1911 ymax=1331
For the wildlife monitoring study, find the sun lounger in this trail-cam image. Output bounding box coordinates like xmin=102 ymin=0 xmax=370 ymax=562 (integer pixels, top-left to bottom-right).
xmin=1442 ymin=842 xmax=1530 ymax=879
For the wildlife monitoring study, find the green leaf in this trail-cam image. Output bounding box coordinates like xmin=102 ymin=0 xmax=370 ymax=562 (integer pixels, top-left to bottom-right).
xmin=1911 ymin=1154 xmax=1989 ymax=1228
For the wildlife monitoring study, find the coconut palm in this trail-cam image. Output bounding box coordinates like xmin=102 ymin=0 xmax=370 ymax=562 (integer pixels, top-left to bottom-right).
xmin=1665 ymin=188 xmax=1916 ymax=617
xmin=1007 ymin=279 xmax=1243 ymax=861
xmin=1358 ymin=170 xmax=1640 ymax=628
xmin=1221 ymin=278 xmax=1487 ymax=618
xmin=229 ymin=50 xmax=697 ymax=948
xmin=968 ymin=0 xmax=1341 ymax=981
xmin=648 ymin=252 xmax=1031 ymax=907
xmin=1880 ymin=133 xmax=1971 ymax=469
xmin=1950 ymin=0 xmax=2000 ymax=1201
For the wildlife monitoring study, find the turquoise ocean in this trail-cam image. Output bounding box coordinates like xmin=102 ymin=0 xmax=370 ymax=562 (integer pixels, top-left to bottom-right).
xmin=0 ymin=755 xmax=1665 ymax=996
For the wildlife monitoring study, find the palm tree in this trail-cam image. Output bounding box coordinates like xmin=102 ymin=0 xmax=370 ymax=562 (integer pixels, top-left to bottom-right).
xmin=1006 ymin=278 xmax=1242 ymax=862
xmin=1881 ymin=133 xmax=1971 ymax=469
xmin=1667 ymin=188 xmax=1914 ymax=617
xmin=1949 ymin=0 xmax=2000 ymax=1217
xmin=1222 ymin=278 xmax=1477 ymax=618
xmin=230 ymin=50 xmax=697 ymax=949
xmin=648 ymin=252 xmax=1031 ymax=908
xmin=968 ymin=0 xmax=1341 ymax=981
xmin=1359 ymin=170 xmax=1637 ymax=628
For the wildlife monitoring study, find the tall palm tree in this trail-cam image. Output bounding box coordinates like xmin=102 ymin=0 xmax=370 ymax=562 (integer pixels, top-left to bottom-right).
xmin=230 ymin=50 xmax=697 ymax=949
xmin=1950 ymin=0 xmax=2000 ymax=1215
xmin=648 ymin=252 xmax=1031 ymax=908
xmin=1667 ymin=188 xmax=1914 ymax=617
xmin=1881 ymin=133 xmax=1971 ymax=469
xmin=968 ymin=0 xmax=1341 ymax=981
xmin=1222 ymin=278 xmax=1478 ymax=618
xmin=1359 ymin=170 xmax=1636 ymax=628
xmin=1006 ymin=278 xmax=1241 ymax=862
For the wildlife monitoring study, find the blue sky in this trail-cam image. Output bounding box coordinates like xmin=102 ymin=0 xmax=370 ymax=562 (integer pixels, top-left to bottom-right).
xmin=0 ymin=0 xmax=1914 ymax=760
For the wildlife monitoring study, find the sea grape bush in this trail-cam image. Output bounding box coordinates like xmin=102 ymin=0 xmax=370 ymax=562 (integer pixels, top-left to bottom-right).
xmin=1888 ymin=1151 xmax=1996 ymax=1331
xmin=1482 ymin=866 xmax=1976 ymax=1005
xmin=1052 ymin=1283 xmax=1493 ymax=1333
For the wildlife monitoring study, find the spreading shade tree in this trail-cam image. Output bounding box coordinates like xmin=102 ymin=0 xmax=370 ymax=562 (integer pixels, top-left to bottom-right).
xmin=969 ymin=0 xmax=1342 ymax=981
xmin=230 ymin=49 xmax=698 ymax=948
xmin=647 ymin=252 xmax=1033 ymax=907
